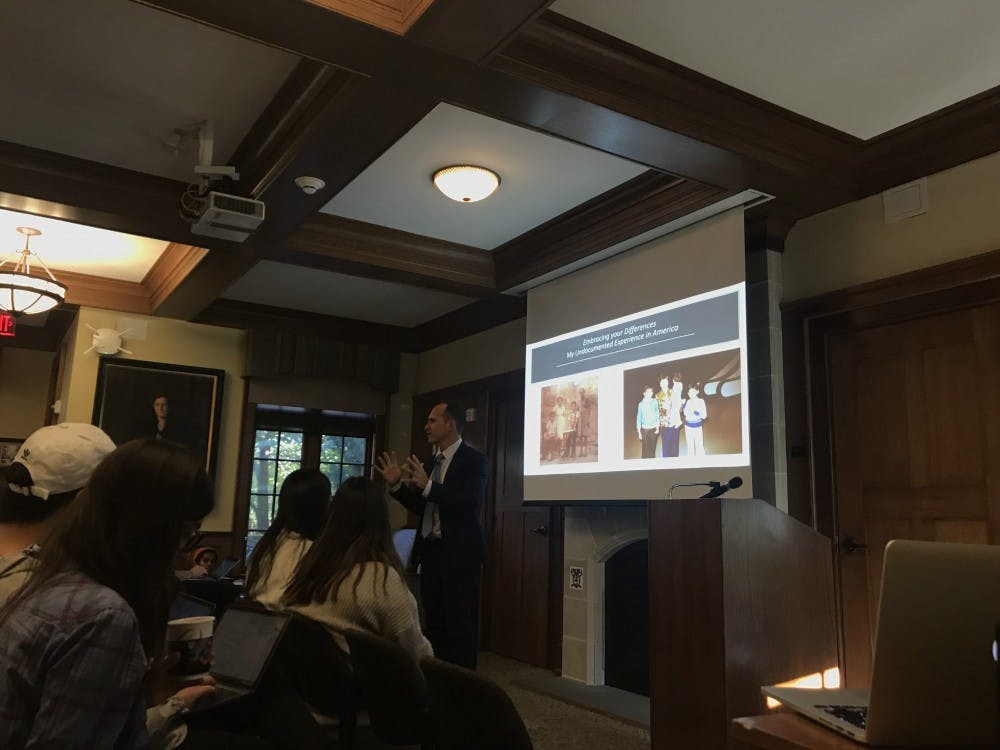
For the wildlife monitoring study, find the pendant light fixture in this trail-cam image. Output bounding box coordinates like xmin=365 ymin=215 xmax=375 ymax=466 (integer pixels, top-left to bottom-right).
xmin=0 ymin=227 xmax=67 ymax=316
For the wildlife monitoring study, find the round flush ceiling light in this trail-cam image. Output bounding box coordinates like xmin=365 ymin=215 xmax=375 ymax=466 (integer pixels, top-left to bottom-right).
xmin=432 ymin=165 xmax=500 ymax=203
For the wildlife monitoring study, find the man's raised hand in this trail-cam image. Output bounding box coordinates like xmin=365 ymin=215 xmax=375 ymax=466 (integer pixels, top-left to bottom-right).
xmin=375 ymin=451 xmax=403 ymax=485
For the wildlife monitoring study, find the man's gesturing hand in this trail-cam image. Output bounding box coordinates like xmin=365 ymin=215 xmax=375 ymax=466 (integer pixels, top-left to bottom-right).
xmin=375 ymin=451 xmax=403 ymax=485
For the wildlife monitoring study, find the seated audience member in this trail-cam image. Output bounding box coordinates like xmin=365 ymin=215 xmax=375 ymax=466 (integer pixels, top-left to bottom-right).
xmin=0 ymin=438 xmax=222 ymax=750
xmin=0 ymin=423 xmax=116 ymax=599
xmin=175 ymin=544 xmax=220 ymax=580
xmin=282 ymin=477 xmax=432 ymax=660
xmin=245 ymin=468 xmax=331 ymax=608
xmin=191 ymin=545 xmax=219 ymax=575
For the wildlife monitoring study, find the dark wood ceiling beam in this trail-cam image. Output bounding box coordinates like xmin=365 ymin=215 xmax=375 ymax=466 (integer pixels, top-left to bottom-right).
xmin=860 ymin=83 xmax=1000 ymax=197
xmin=194 ymin=298 xmax=406 ymax=350
xmin=0 ymin=140 xmax=237 ymax=248
xmin=144 ymin=0 xmax=555 ymax=319
xmin=278 ymin=214 xmax=495 ymax=297
xmin=131 ymin=0 xmax=762 ymax=191
xmin=491 ymin=12 xmax=861 ymax=215
xmin=0 ymin=307 xmax=77 ymax=353
xmin=494 ymin=171 xmax=728 ymax=290
xmin=406 ymin=0 xmax=553 ymax=62
xmin=409 ymin=295 xmax=527 ymax=352
xmin=154 ymin=72 xmax=439 ymax=319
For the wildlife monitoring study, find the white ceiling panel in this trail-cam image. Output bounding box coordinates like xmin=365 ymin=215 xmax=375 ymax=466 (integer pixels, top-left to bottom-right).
xmin=0 ymin=0 xmax=298 ymax=181
xmin=320 ymin=103 xmax=648 ymax=249
xmin=553 ymin=0 xmax=1000 ymax=139
xmin=223 ymin=261 xmax=474 ymax=327
xmin=0 ymin=208 xmax=168 ymax=282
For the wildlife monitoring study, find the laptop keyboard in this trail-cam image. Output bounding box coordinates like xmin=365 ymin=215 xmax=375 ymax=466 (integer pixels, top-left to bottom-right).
xmin=817 ymin=705 xmax=867 ymax=729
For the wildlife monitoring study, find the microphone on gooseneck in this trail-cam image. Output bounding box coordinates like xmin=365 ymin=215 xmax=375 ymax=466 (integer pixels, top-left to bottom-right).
xmin=699 ymin=476 xmax=743 ymax=499
xmin=667 ymin=480 xmax=717 ymax=500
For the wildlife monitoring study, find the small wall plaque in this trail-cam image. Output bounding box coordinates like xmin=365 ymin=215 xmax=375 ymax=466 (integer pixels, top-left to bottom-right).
xmin=569 ymin=565 xmax=584 ymax=591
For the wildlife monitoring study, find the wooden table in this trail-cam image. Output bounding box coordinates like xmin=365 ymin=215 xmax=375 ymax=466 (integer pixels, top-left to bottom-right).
xmin=730 ymin=712 xmax=992 ymax=750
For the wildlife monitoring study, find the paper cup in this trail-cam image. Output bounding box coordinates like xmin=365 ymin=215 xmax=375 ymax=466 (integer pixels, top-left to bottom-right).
xmin=166 ymin=615 xmax=214 ymax=678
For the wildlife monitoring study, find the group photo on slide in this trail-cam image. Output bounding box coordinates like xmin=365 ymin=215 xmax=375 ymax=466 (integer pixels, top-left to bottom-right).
xmin=538 ymin=378 xmax=598 ymax=465
xmin=622 ymin=349 xmax=743 ymax=461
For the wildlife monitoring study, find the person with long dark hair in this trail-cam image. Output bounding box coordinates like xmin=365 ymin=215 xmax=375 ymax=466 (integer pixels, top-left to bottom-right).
xmin=245 ymin=468 xmax=331 ymax=608
xmin=282 ymin=476 xmax=431 ymax=659
xmin=0 ymin=439 xmax=214 ymax=749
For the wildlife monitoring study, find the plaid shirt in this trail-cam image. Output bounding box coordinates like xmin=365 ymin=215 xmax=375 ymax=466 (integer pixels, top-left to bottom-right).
xmin=0 ymin=572 xmax=149 ymax=749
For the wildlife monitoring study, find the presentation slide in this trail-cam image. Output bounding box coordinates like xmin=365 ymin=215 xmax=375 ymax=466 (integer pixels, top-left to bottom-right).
xmin=522 ymin=208 xmax=752 ymax=502
xmin=525 ymin=283 xmax=748 ymax=486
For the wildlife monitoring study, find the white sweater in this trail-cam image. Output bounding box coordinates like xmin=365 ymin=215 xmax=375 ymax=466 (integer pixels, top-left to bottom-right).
xmin=246 ymin=531 xmax=312 ymax=609
xmin=289 ymin=561 xmax=432 ymax=660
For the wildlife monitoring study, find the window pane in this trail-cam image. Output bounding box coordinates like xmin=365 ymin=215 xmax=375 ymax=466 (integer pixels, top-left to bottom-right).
xmin=320 ymin=435 xmax=343 ymax=463
xmin=250 ymin=460 xmax=276 ymax=495
xmin=254 ymin=430 xmax=278 ymax=459
xmin=245 ymin=531 xmax=264 ymax=563
xmin=342 ymin=463 xmax=365 ymax=481
xmin=279 ymin=431 xmax=303 ymax=461
xmin=276 ymin=460 xmax=300 ymax=492
xmin=248 ymin=494 xmax=271 ymax=531
xmin=343 ymin=437 xmax=366 ymax=464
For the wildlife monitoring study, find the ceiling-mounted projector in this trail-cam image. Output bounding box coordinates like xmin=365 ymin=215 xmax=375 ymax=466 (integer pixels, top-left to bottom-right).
xmin=190 ymin=191 xmax=265 ymax=242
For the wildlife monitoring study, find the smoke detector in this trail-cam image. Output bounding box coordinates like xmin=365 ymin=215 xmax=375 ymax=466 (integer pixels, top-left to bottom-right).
xmin=294 ymin=176 xmax=326 ymax=195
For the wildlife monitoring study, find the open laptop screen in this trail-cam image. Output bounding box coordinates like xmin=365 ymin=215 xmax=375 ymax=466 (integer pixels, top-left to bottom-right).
xmin=211 ymin=608 xmax=287 ymax=688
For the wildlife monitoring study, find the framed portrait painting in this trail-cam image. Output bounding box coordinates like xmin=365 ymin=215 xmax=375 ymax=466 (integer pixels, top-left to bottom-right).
xmin=92 ymin=357 xmax=225 ymax=475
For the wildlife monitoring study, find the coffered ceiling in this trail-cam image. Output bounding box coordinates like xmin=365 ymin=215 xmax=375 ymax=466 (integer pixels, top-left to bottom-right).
xmin=1 ymin=0 xmax=997 ymax=352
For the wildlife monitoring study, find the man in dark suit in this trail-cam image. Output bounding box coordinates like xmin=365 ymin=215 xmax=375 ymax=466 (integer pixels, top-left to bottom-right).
xmin=375 ymin=402 xmax=487 ymax=669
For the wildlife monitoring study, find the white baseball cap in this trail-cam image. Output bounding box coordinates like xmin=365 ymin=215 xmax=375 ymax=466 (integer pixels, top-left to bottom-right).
xmin=8 ymin=423 xmax=116 ymax=500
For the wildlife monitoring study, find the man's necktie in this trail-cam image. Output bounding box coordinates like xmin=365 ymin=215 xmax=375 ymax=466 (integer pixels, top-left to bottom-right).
xmin=420 ymin=453 xmax=445 ymax=538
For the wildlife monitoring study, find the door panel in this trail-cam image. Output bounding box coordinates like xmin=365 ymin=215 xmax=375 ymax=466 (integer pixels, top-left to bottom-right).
xmin=485 ymin=386 xmax=554 ymax=666
xmin=829 ymin=303 xmax=1000 ymax=687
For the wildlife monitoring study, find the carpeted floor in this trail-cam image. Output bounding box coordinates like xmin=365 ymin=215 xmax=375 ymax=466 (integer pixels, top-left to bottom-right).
xmin=478 ymin=652 xmax=650 ymax=750
xmin=348 ymin=651 xmax=650 ymax=750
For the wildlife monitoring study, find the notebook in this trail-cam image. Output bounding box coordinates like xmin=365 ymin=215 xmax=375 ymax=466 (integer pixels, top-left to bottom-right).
xmin=188 ymin=606 xmax=289 ymax=712
xmin=762 ymin=539 xmax=1000 ymax=746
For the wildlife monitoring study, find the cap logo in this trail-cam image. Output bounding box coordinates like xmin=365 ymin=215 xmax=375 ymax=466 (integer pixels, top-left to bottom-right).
xmin=20 ymin=448 xmax=29 ymax=459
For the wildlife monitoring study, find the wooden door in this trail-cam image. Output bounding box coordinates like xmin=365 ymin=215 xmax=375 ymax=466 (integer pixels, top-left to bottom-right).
xmin=829 ymin=303 xmax=1000 ymax=686
xmin=484 ymin=385 xmax=556 ymax=667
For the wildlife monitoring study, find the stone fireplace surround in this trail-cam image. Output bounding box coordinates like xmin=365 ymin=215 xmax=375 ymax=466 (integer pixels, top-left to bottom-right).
xmin=561 ymin=505 xmax=649 ymax=685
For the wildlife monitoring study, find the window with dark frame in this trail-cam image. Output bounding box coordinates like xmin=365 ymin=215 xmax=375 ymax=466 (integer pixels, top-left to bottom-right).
xmin=244 ymin=406 xmax=375 ymax=561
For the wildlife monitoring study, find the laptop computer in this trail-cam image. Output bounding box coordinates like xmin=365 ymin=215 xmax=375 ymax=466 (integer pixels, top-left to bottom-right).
xmin=188 ymin=605 xmax=289 ymax=712
xmin=168 ymin=592 xmax=216 ymax=621
xmin=762 ymin=539 xmax=1000 ymax=746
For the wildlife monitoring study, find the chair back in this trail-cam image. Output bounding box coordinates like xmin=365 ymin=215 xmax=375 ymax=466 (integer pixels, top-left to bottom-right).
xmin=421 ymin=657 xmax=533 ymax=750
xmin=281 ymin=614 xmax=358 ymax=716
xmin=344 ymin=628 xmax=433 ymax=747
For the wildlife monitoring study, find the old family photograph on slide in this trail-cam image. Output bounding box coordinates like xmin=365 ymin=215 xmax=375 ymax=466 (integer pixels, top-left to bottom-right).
xmin=538 ymin=377 xmax=598 ymax=465
xmin=623 ymin=349 xmax=743 ymax=461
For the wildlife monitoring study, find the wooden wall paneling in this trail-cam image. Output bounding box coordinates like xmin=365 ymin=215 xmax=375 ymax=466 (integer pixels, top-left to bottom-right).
xmin=409 ymin=295 xmax=526 ymax=353
xmin=649 ymin=499 xmax=838 ymax=750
